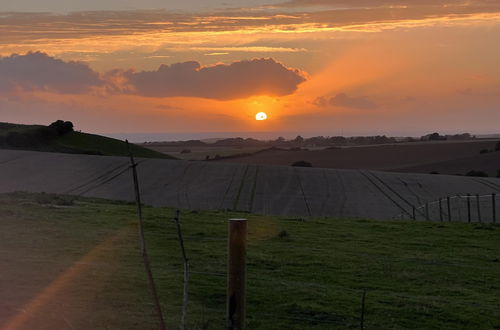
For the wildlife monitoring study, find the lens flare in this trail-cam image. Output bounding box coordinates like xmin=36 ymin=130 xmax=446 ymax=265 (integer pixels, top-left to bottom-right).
xmin=255 ymin=112 xmax=268 ymax=121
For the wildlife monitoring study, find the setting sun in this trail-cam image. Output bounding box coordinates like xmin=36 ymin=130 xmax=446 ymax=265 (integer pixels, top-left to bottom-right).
xmin=255 ymin=112 xmax=268 ymax=121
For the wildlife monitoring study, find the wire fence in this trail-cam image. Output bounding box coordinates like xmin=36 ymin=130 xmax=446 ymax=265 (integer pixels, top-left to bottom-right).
xmin=394 ymin=193 xmax=498 ymax=223
xmin=32 ymin=145 xmax=498 ymax=329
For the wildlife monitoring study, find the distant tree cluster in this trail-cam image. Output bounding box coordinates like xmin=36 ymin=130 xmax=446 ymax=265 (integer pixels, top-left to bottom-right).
xmin=466 ymin=170 xmax=489 ymax=177
xmin=420 ymin=132 xmax=474 ymax=141
xmin=291 ymin=160 xmax=312 ymax=167
xmin=1 ymin=120 xmax=74 ymax=148
xmin=144 ymin=132 xmax=477 ymax=152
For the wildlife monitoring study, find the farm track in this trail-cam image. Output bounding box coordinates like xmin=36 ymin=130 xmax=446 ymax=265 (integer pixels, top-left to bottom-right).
xmin=359 ymin=170 xmax=413 ymax=218
xmin=1 ymin=149 xmax=499 ymax=221
xmin=473 ymin=178 xmax=500 ymax=193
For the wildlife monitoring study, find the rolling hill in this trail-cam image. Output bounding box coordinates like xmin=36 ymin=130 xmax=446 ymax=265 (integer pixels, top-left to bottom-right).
xmin=1 ymin=149 xmax=499 ymax=221
xmin=215 ymin=140 xmax=500 ymax=177
xmin=0 ymin=122 xmax=173 ymax=159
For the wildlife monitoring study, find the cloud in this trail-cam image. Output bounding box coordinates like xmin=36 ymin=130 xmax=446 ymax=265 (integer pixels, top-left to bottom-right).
xmin=315 ymin=93 xmax=378 ymax=109
xmin=122 ymin=58 xmax=307 ymax=100
xmin=0 ymin=52 xmax=103 ymax=94
xmin=0 ymin=52 xmax=306 ymax=100
xmin=276 ymin=0 xmax=497 ymax=8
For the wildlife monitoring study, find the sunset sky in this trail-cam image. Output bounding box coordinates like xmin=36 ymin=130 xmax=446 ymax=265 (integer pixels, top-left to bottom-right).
xmin=1 ymin=0 xmax=500 ymax=139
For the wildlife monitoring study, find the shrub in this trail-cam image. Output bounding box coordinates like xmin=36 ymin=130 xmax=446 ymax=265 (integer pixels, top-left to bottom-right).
xmin=292 ymin=160 xmax=312 ymax=167
xmin=429 ymin=171 xmax=440 ymax=175
xmin=466 ymin=170 xmax=489 ymax=177
xmin=497 ymin=169 xmax=500 ymax=178
xmin=479 ymin=149 xmax=490 ymax=154
xmin=277 ymin=230 xmax=290 ymax=240
xmin=495 ymin=141 xmax=500 ymax=152
xmin=48 ymin=120 xmax=74 ymax=136
xmin=180 ymin=149 xmax=191 ymax=154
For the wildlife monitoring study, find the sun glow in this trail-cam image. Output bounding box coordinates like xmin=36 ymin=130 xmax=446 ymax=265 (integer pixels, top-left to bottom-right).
xmin=255 ymin=112 xmax=268 ymax=121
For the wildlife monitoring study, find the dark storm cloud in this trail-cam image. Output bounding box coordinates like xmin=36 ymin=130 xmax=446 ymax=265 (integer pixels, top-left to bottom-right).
xmin=0 ymin=52 xmax=103 ymax=93
xmin=316 ymin=93 xmax=377 ymax=109
xmin=122 ymin=58 xmax=307 ymax=100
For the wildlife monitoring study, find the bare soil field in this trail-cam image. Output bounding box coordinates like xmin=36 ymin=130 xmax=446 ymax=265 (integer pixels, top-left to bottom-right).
xmin=1 ymin=149 xmax=499 ymax=221
xmin=395 ymin=150 xmax=500 ymax=176
xmin=215 ymin=140 xmax=499 ymax=176
xmin=144 ymin=145 xmax=266 ymax=160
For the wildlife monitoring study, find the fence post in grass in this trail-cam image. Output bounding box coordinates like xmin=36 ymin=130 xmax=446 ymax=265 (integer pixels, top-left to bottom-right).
xmin=173 ymin=209 xmax=189 ymax=330
xmin=412 ymin=206 xmax=416 ymax=221
xmin=476 ymin=194 xmax=482 ymax=223
xmin=467 ymin=193 xmax=471 ymax=223
xmin=360 ymin=290 xmax=367 ymax=330
xmin=227 ymin=218 xmax=247 ymax=330
xmin=425 ymin=202 xmax=430 ymax=221
xmin=126 ymin=140 xmax=167 ymax=330
xmin=439 ymin=198 xmax=443 ymax=222
xmin=447 ymin=196 xmax=451 ymax=222
xmin=493 ymin=193 xmax=497 ymax=224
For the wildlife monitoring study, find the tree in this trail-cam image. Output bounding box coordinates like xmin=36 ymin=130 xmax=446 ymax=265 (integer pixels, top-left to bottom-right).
xmin=291 ymin=160 xmax=312 ymax=167
xmin=466 ymin=170 xmax=488 ymax=177
xmin=49 ymin=120 xmax=74 ymax=136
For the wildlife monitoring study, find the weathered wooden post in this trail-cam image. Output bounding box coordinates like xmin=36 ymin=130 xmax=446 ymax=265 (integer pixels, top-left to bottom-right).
xmin=126 ymin=140 xmax=167 ymax=330
xmin=439 ymin=198 xmax=443 ymax=222
xmin=493 ymin=193 xmax=497 ymax=224
xmin=447 ymin=196 xmax=451 ymax=222
xmin=467 ymin=193 xmax=471 ymax=223
xmin=425 ymin=202 xmax=430 ymax=221
xmin=360 ymin=290 xmax=367 ymax=330
xmin=476 ymin=194 xmax=482 ymax=223
xmin=227 ymin=218 xmax=247 ymax=330
xmin=412 ymin=206 xmax=416 ymax=221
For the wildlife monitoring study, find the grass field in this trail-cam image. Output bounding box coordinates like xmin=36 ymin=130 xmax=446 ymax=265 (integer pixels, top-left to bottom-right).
xmin=0 ymin=192 xmax=499 ymax=329
xmin=0 ymin=122 xmax=172 ymax=159
xmin=53 ymin=131 xmax=173 ymax=158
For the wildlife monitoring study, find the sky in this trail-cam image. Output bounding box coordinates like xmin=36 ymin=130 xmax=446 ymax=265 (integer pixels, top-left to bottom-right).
xmin=1 ymin=0 xmax=500 ymax=139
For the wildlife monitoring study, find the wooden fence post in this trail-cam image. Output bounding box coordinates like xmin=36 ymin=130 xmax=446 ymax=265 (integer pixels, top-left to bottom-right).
xmin=227 ymin=219 xmax=247 ymax=330
xmin=425 ymin=202 xmax=430 ymax=221
xmin=447 ymin=196 xmax=451 ymax=222
xmin=467 ymin=193 xmax=471 ymax=223
xmin=476 ymin=194 xmax=481 ymax=223
xmin=493 ymin=193 xmax=497 ymax=224
xmin=126 ymin=140 xmax=167 ymax=330
xmin=360 ymin=290 xmax=367 ymax=330
xmin=439 ymin=198 xmax=443 ymax=222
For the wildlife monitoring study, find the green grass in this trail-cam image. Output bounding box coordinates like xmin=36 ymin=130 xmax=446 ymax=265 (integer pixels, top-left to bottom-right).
xmin=0 ymin=192 xmax=499 ymax=329
xmin=53 ymin=131 xmax=172 ymax=158
xmin=0 ymin=122 xmax=173 ymax=159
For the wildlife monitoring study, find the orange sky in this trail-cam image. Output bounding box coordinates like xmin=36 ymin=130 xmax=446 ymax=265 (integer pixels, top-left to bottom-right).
xmin=1 ymin=1 xmax=500 ymax=138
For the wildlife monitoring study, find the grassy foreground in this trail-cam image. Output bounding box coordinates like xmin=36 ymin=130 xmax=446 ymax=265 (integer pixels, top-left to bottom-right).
xmin=0 ymin=192 xmax=499 ymax=329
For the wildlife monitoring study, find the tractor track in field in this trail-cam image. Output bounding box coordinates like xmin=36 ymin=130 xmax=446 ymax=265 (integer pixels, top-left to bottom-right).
xmin=359 ymin=170 xmax=413 ymax=218
xmin=295 ymin=168 xmax=312 ymax=217
xmin=219 ymin=165 xmax=239 ymax=210
xmin=473 ymin=178 xmax=500 ymax=193
xmin=64 ymin=162 xmax=131 ymax=195
xmin=3 ymin=149 xmax=500 ymax=220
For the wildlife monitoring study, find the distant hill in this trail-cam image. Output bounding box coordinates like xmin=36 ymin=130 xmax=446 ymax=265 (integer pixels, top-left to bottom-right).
xmin=215 ymin=139 xmax=500 ymax=177
xmin=0 ymin=121 xmax=174 ymax=159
